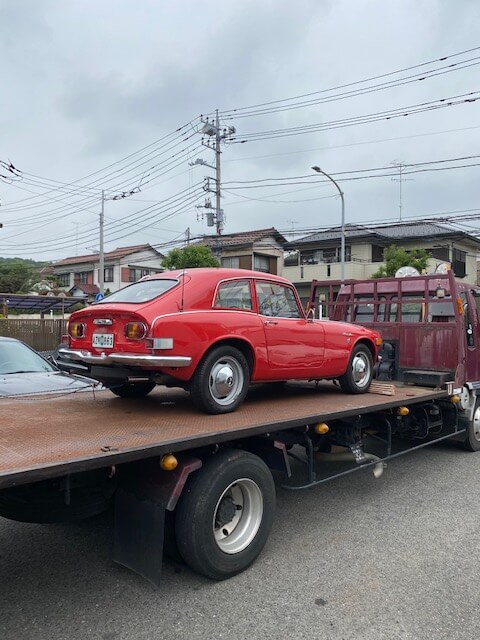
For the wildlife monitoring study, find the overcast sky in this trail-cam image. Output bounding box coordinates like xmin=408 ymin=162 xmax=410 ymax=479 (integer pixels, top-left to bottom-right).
xmin=1 ymin=0 xmax=479 ymax=262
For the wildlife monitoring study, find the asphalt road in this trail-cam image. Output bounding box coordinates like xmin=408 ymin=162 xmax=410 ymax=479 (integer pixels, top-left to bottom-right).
xmin=1 ymin=441 xmax=480 ymax=640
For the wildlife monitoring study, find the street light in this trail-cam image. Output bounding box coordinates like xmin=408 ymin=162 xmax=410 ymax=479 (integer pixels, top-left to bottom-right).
xmin=312 ymin=166 xmax=346 ymax=282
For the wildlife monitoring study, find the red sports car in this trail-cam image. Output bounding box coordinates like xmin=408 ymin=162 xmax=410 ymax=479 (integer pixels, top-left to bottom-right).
xmin=60 ymin=268 xmax=382 ymax=414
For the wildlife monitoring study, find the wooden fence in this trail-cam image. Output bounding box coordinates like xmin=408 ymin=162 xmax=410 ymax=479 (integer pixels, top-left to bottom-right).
xmin=0 ymin=319 xmax=68 ymax=351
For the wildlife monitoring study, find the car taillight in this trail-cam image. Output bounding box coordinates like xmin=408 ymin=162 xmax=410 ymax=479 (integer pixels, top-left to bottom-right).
xmin=125 ymin=322 xmax=147 ymax=340
xmin=69 ymin=322 xmax=86 ymax=338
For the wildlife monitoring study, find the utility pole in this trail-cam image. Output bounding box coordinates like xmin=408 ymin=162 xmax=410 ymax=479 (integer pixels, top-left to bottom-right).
xmin=99 ymin=190 xmax=105 ymax=295
xmin=97 ymin=186 xmax=141 ymax=295
xmin=192 ymin=110 xmax=236 ymax=236
xmin=214 ymin=110 xmax=222 ymax=235
xmin=391 ymin=162 xmax=413 ymax=222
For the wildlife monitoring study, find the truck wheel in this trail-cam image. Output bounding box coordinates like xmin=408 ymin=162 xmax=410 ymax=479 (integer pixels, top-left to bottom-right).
xmin=190 ymin=346 xmax=249 ymax=414
xmin=110 ymin=381 xmax=155 ymax=398
xmin=338 ymin=344 xmax=373 ymax=394
xmin=462 ymin=400 xmax=480 ymax=452
xmin=175 ymin=449 xmax=275 ymax=580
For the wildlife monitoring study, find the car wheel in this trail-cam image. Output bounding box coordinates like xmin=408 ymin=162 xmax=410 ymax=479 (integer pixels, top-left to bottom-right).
xmin=110 ymin=381 xmax=156 ymax=398
xmin=338 ymin=344 xmax=373 ymax=394
xmin=461 ymin=399 xmax=480 ymax=452
xmin=190 ymin=345 xmax=249 ymax=414
xmin=175 ymin=449 xmax=275 ymax=580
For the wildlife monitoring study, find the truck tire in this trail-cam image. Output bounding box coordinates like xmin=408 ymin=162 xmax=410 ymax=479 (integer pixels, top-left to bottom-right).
xmin=338 ymin=344 xmax=373 ymax=394
xmin=174 ymin=449 xmax=275 ymax=580
xmin=110 ymin=381 xmax=155 ymax=398
xmin=461 ymin=400 xmax=480 ymax=452
xmin=190 ymin=346 xmax=250 ymax=414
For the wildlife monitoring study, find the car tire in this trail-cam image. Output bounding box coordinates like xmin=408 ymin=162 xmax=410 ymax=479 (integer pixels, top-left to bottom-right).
xmin=461 ymin=399 xmax=480 ymax=452
xmin=338 ymin=344 xmax=373 ymax=394
xmin=190 ymin=345 xmax=250 ymax=414
xmin=175 ymin=449 xmax=275 ymax=580
xmin=110 ymin=381 xmax=156 ymax=398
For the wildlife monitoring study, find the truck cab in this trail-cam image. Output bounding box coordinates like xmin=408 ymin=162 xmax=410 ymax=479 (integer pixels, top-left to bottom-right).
xmin=309 ymin=270 xmax=480 ymax=422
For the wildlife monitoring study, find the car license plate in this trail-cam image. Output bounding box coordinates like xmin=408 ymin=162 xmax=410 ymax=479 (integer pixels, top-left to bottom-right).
xmin=92 ymin=333 xmax=114 ymax=348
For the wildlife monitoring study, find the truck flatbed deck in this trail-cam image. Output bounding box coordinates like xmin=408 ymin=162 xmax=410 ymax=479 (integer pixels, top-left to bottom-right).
xmin=0 ymin=382 xmax=448 ymax=490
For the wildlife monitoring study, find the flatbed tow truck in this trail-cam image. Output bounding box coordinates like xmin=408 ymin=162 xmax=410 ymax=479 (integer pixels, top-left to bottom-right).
xmin=0 ymin=376 xmax=465 ymax=586
xmin=3 ymin=269 xmax=479 ymax=585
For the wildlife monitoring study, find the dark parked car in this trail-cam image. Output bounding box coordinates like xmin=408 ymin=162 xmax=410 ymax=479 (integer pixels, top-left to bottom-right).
xmin=0 ymin=336 xmax=99 ymax=396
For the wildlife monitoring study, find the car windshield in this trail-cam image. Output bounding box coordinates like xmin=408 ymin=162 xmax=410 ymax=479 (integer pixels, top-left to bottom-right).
xmin=0 ymin=341 xmax=55 ymax=375
xmin=96 ymin=278 xmax=178 ymax=304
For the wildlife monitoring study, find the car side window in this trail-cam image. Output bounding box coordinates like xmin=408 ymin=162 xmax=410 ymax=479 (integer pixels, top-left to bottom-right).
xmin=255 ymin=282 xmax=302 ymax=318
xmin=214 ymin=280 xmax=253 ymax=310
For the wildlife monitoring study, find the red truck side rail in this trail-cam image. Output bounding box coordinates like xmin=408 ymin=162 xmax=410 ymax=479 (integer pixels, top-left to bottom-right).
xmin=308 ymin=269 xmax=480 ymax=389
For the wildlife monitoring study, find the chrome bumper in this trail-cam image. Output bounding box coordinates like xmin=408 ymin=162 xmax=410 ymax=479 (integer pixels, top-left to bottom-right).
xmin=58 ymin=348 xmax=192 ymax=368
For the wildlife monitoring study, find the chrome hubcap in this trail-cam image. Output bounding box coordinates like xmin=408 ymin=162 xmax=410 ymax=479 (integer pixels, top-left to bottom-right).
xmin=209 ymin=356 xmax=244 ymax=406
xmin=472 ymin=406 xmax=480 ymax=442
xmin=213 ymin=479 xmax=263 ymax=554
xmin=351 ymin=352 xmax=370 ymax=388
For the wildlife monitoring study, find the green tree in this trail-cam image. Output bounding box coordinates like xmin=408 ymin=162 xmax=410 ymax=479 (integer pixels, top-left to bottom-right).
xmin=0 ymin=260 xmax=35 ymax=293
xmin=162 ymin=245 xmax=220 ymax=270
xmin=371 ymin=244 xmax=429 ymax=278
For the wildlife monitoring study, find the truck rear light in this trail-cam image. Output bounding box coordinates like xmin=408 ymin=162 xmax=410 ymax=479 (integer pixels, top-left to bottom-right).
xmin=125 ymin=322 xmax=147 ymax=340
xmin=69 ymin=322 xmax=86 ymax=339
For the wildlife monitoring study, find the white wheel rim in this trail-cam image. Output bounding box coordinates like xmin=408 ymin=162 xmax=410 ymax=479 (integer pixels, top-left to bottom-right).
xmin=209 ymin=355 xmax=244 ymax=406
xmin=472 ymin=405 xmax=480 ymax=442
xmin=213 ymin=478 xmax=263 ymax=554
xmin=351 ymin=352 xmax=371 ymax=388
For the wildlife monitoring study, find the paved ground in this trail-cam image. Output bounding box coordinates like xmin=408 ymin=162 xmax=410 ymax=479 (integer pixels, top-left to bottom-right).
xmin=1 ymin=441 xmax=480 ymax=640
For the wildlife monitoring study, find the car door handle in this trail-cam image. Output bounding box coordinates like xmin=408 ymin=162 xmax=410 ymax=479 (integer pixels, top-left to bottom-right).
xmin=264 ymin=320 xmax=278 ymax=326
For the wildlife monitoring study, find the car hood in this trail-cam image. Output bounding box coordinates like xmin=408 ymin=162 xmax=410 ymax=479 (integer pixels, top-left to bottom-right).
xmin=0 ymin=371 xmax=98 ymax=397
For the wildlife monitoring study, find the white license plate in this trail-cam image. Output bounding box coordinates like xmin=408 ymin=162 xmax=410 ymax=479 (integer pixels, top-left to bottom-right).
xmin=92 ymin=333 xmax=114 ymax=348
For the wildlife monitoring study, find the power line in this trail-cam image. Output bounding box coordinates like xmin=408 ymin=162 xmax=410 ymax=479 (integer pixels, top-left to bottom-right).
xmin=212 ymin=46 xmax=480 ymax=118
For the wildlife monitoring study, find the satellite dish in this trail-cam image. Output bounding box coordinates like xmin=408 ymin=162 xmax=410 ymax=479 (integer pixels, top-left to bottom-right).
xmin=395 ymin=266 xmax=420 ymax=278
xmin=435 ymin=262 xmax=451 ymax=274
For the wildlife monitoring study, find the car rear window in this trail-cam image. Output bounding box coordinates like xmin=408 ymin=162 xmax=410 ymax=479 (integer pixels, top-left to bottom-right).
xmin=97 ymin=279 xmax=178 ymax=304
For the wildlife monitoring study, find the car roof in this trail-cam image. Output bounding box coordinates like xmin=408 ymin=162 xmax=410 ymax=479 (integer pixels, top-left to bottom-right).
xmin=142 ymin=267 xmax=292 ymax=285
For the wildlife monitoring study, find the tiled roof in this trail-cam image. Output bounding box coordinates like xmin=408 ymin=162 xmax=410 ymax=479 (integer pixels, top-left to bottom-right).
xmin=285 ymin=222 xmax=480 ymax=247
xmin=195 ymin=227 xmax=287 ymax=249
xmin=54 ymin=244 xmax=163 ymax=267
xmin=69 ymin=283 xmax=100 ymax=295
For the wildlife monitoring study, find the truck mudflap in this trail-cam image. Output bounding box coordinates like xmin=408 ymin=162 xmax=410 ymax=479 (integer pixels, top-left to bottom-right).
xmin=113 ymin=456 xmax=202 ymax=587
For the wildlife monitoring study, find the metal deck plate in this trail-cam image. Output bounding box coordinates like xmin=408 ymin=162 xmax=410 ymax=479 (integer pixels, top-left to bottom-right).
xmin=0 ymin=382 xmax=447 ymax=488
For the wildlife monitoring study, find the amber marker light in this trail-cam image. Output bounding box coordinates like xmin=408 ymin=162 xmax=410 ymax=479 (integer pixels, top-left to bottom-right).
xmin=160 ymin=454 xmax=178 ymax=471
xmin=69 ymin=322 xmax=85 ymax=338
xmin=315 ymin=423 xmax=330 ymax=434
xmin=375 ymin=337 xmax=383 ymax=346
xmin=125 ymin=322 xmax=147 ymax=340
xmin=456 ymin=298 xmax=464 ymax=315
xmin=450 ymin=395 xmax=461 ymax=404
xmin=397 ymin=406 xmax=410 ymax=416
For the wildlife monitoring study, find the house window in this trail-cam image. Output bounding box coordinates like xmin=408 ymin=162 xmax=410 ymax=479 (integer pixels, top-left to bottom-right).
xmin=58 ymin=273 xmax=70 ymax=287
xmin=372 ymin=245 xmax=384 ymax=263
xmin=452 ymin=248 xmax=466 ymax=278
xmin=77 ymin=272 xmax=89 ymax=284
xmin=253 ymin=254 xmax=270 ymax=273
xmin=430 ymin=246 xmax=450 ymax=261
xmin=301 ymin=246 xmax=351 ymax=264
xmin=129 ymin=268 xmax=151 ymax=282
xmin=222 ymin=257 xmax=240 ymax=268
xmin=104 ymin=267 xmax=114 ymax=283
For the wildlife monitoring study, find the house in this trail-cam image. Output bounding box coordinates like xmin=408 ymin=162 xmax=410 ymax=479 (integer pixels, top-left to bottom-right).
xmin=68 ymin=283 xmax=100 ymax=304
xmin=283 ymin=222 xmax=480 ymax=302
xmin=196 ymin=227 xmax=287 ymax=275
xmin=52 ymin=244 xmax=164 ymax=294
